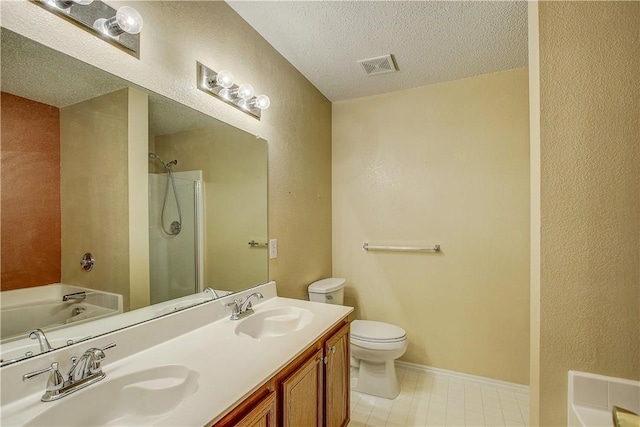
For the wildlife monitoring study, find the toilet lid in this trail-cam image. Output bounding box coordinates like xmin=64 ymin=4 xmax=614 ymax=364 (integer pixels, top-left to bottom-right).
xmin=351 ymin=320 xmax=406 ymax=342
xmin=308 ymin=278 xmax=346 ymax=293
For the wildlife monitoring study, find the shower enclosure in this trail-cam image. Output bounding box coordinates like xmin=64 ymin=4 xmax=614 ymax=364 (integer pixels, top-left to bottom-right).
xmin=148 ymin=165 xmax=204 ymax=305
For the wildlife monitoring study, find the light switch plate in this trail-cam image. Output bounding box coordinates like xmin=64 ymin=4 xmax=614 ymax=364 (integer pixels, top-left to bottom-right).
xmin=269 ymin=239 xmax=278 ymax=259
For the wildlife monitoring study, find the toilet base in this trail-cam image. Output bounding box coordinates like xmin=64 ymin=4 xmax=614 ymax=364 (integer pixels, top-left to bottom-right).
xmin=352 ymin=359 xmax=400 ymax=399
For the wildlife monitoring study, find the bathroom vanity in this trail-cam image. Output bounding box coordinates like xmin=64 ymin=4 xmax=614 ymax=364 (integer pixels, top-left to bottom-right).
xmin=214 ymin=320 xmax=350 ymax=426
xmin=0 ymin=282 xmax=353 ymax=426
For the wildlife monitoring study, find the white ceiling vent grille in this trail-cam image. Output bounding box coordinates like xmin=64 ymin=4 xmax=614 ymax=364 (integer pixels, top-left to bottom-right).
xmin=358 ymin=54 xmax=398 ymax=76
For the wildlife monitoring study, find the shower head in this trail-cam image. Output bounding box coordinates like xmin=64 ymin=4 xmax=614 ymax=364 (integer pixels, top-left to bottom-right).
xmin=148 ymin=153 xmax=178 ymax=170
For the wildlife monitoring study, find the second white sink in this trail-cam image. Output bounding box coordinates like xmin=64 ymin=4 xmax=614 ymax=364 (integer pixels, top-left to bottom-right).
xmin=235 ymin=307 xmax=314 ymax=339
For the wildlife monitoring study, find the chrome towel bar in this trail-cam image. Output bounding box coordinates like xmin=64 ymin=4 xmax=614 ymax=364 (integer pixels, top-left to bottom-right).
xmin=363 ymin=243 xmax=441 ymax=253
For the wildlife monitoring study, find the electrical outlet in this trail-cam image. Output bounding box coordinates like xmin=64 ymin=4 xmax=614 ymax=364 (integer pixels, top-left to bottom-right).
xmin=269 ymin=239 xmax=278 ymax=259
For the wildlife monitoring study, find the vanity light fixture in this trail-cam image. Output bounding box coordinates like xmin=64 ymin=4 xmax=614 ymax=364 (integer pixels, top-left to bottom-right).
xmin=93 ymin=6 xmax=143 ymax=37
xmin=31 ymin=0 xmax=142 ymax=57
xmin=197 ymin=62 xmax=271 ymax=120
xmin=45 ymin=0 xmax=94 ymax=11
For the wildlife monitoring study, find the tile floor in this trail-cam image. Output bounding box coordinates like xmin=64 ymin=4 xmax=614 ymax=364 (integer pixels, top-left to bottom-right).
xmin=348 ymin=366 xmax=529 ymax=427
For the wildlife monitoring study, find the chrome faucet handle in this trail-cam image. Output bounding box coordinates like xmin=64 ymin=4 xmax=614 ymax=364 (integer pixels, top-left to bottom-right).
xmin=86 ymin=348 xmax=106 ymax=374
xmin=100 ymin=343 xmax=116 ymax=352
xmin=226 ymin=300 xmax=242 ymax=320
xmin=67 ymin=343 xmax=116 ymax=382
xmin=23 ymin=362 xmax=64 ymax=392
xmin=85 ymin=343 xmax=116 ymax=374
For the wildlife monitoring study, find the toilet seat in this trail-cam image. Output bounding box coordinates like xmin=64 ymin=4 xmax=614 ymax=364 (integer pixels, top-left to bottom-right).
xmin=351 ymin=320 xmax=406 ymax=346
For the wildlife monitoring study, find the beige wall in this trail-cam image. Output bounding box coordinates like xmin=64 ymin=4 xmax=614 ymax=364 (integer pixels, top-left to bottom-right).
xmin=1 ymin=1 xmax=333 ymax=300
xmin=535 ymin=3 xmax=640 ymax=425
xmin=60 ymin=89 xmax=131 ymax=308
xmin=128 ymin=88 xmax=150 ymax=310
xmin=333 ymin=69 xmax=530 ymax=384
xmin=153 ymin=126 xmax=268 ymax=292
xmin=527 ymin=2 xmax=541 ymax=424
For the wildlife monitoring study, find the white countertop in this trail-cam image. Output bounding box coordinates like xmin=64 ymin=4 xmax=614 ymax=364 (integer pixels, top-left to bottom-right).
xmin=0 ymin=284 xmax=353 ymax=426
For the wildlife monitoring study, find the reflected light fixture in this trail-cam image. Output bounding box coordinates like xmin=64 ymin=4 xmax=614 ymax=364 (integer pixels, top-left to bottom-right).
xmin=197 ymin=62 xmax=271 ymax=120
xmin=32 ymin=0 xmax=143 ymax=57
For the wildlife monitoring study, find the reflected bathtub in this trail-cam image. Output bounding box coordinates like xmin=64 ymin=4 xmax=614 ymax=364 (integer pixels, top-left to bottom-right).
xmin=0 ymin=284 xmax=122 ymax=362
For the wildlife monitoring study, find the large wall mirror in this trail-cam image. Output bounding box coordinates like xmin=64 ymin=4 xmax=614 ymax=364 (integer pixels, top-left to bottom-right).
xmin=0 ymin=28 xmax=268 ymax=365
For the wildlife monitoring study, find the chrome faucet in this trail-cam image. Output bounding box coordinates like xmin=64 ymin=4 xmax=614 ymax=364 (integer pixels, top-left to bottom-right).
xmin=240 ymin=292 xmax=263 ymax=312
xmin=226 ymin=292 xmax=264 ymax=320
xmin=62 ymin=291 xmax=87 ymax=302
xmin=23 ymin=343 xmax=116 ymax=402
xmin=29 ymin=329 xmax=53 ymax=353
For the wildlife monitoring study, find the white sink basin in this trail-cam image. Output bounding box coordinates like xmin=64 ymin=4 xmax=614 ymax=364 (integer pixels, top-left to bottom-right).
xmin=23 ymin=365 xmax=199 ymax=426
xmin=235 ymin=307 xmax=314 ymax=339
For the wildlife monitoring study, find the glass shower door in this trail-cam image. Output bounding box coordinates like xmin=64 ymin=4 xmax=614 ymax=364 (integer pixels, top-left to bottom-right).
xmin=148 ymin=173 xmax=201 ymax=305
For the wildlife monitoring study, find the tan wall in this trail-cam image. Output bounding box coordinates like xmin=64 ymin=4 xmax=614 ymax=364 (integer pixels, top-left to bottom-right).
xmin=1 ymin=1 xmax=333 ymax=300
xmin=527 ymin=2 xmax=541 ymax=423
xmin=153 ymin=126 xmax=268 ymax=292
xmin=128 ymin=88 xmax=150 ymax=310
xmin=1 ymin=92 xmax=61 ymax=290
xmin=333 ymin=69 xmax=530 ymax=384
xmin=60 ymin=89 xmax=131 ymax=308
xmin=536 ymin=3 xmax=640 ymax=425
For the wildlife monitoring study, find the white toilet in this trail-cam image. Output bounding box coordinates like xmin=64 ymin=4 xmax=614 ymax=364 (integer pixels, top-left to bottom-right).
xmin=308 ymin=278 xmax=408 ymax=399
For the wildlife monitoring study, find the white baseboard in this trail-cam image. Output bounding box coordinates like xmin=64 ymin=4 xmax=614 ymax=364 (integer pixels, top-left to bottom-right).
xmin=395 ymin=360 xmax=530 ymax=395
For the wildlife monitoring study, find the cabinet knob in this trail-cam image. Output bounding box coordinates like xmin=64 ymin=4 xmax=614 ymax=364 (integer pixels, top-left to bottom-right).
xmin=329 ymin=346 xmax=336 ymax=354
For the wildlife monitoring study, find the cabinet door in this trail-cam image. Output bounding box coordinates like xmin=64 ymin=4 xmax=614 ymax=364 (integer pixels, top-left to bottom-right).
xmin=233 ymin=391 xmax=277 ymax=427
xmin=281 ymin=348 xmax=324 ymax=427
xmin=212 ymin=382 xmax=276 ymax=427
xmin=324 ymin=323 xmax=350 ymax=427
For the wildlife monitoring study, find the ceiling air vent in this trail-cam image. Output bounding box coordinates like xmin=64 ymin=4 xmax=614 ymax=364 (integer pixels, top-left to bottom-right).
xmin=357 ymin=54 xmax=398 ymax=76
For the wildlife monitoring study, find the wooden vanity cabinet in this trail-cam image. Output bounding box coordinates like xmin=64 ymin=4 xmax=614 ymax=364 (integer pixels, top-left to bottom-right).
xmin=279 ymin=348 xmax=324 ymax=426
xmin=324 ymin=323 xmax=350 ymax=427
xmin=212 ymin=317 xmax=350 ymax=427
xmin=212 ymin=381 xmax=277 ymax=427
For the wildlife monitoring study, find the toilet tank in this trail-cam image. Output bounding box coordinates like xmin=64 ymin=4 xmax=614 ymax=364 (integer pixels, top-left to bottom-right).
xmin=308 ymin=278 xmax=345 ymax=305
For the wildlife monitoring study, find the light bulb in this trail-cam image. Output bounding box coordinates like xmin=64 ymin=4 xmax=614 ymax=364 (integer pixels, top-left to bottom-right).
xmin=94 ymin=6 xmax=143 ymax=37
xmin=237 ymin=99 xmax=249 ymax=110
xmin=219 ymin=88 xmax=231 ymax=100
xmin=254 ymin=95 xmax=271 ymax=110
xmin=46 ymin=0 xmax=92 ymax=10
xmin=237 ymin=83 xmax=255 ymax=100
xmin=115 ymin=6 xmax=143 ymax=34
xmin=216 ymin=70 xmax=234 ymax=89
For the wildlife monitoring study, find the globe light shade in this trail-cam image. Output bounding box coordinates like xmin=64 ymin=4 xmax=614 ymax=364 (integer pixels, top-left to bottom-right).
xmin=216 ymin=70 xmax=235 ymax=89
xmin=255 ymin=95 xmax=271 ymax=110
xmin=116 ymin=6 xmax=143 ymax=34
xmin=237 ymin=83 xmax=255 ymax=100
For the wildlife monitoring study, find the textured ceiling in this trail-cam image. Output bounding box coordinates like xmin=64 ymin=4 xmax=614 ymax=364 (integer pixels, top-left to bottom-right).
xmin=1 ymin=28 xmax=222 ymax=137
xmin=226 ymin=1 xmax=528 ymax=102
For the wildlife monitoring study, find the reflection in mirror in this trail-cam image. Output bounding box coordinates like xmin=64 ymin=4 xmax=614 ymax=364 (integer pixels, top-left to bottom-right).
xmin=0 ymin=28 xmax=268 ymax=365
